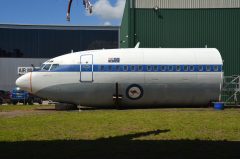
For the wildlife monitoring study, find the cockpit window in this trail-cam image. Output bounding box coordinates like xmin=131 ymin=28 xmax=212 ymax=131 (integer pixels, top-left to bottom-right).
xmin=42 ymin=64 xmax=51 ymax=71
xmin=40 ymin=64 xmax=45 ymax=70
xmin=50 ymin=64 xmax=59 ymax=71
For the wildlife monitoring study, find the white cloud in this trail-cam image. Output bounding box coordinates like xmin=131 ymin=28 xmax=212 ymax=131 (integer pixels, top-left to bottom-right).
xmin=93 ymin=0 xmax=126 ymax=20
xmin=104 ymin=21 xmax=112 ymax=26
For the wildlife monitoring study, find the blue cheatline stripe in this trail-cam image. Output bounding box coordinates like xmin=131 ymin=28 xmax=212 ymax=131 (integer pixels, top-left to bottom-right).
xmin=37 ymin=64 xmax=223 ymax=72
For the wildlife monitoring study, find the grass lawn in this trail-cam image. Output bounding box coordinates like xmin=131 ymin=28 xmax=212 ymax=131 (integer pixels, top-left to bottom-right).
xmin=0 ymin=106 xmax=240 ymax=159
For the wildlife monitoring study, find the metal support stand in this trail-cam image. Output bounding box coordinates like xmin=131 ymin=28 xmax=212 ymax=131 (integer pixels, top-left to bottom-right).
xmin=221 ymin=75 xmax=240 ymax=106
xmin=113 ymin=82 xmax=122 ymax=108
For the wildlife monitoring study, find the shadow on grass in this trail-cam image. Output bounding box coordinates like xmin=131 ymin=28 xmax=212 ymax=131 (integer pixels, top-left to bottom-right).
xmin=0 ymin=129 xmax=239 ymax=159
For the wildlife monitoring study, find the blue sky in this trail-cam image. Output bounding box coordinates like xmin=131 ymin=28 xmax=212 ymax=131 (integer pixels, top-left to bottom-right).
xmin=0 ymin=0 xmax=125 ymax=26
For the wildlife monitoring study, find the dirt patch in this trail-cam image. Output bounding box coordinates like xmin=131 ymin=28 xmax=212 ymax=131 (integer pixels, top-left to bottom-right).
xmin=0 ymin=109 xmax=55 ymax=118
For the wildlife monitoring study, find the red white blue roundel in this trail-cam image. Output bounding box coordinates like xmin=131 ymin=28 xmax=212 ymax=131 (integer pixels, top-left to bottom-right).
xmin=126 ymin=84 xmax=143 ymax=100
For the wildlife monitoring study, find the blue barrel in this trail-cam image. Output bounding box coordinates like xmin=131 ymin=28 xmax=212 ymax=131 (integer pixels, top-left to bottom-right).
xmin=214 ymin=102 xmax=224 ymax=110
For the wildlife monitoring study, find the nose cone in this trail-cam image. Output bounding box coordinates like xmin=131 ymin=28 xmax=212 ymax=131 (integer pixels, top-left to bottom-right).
xmin=16 ymin=73 xmax=31 ymax=92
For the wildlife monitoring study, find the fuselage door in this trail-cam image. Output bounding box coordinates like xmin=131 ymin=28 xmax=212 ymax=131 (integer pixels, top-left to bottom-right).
xmin=80 ymin=54 xmax=93 ymax=82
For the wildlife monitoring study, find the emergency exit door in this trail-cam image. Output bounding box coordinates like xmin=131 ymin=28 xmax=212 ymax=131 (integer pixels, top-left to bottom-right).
xmin=80 ymin=54 xmax=93 ymax=82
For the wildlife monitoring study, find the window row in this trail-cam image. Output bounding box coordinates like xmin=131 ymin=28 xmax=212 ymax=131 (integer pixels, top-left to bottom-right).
xmin=96 ymin=65 xmax=221 ymax=72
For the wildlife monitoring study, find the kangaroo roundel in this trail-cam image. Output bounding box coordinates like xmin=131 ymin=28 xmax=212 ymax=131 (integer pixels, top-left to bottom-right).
xmin=126 ymin=84 xmax=143 ymax=100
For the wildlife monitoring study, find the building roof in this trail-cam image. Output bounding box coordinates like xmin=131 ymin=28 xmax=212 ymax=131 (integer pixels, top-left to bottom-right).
xmin=0 ymin=23 xmax=119 ymax=31
xmin=134 ymin=0 xmax=240 ymax=9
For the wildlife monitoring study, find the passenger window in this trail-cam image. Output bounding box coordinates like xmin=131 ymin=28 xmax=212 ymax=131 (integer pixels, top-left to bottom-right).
xmin=184 ymin=65 xmax=188 ymax=71
xmin=42 ymin=64 xmax=51 ymax=71
xmin=168 ymin=65 xmax=173 ymax=71
xmin=50 ymin=64 xmax=59 ymax=71
xmin=138 ymin=65 xmax=143 ymax=71
xmin=116 ymin=65 xmax=120 ymax=71
xmin=206 ymin=65 xmax=211 ymax=71
xmin=109 ymin=65 xmax=112 ymax=71
xmin=176 ymin=65 xmax=181 ymax=71
xmin=101 ymin=65 xmax=104 ymax=71
xmin=189 ymin=65 xmax=194 ymax=71
xmin=104 ymin=65 xmax=108 ymax=71
xmin=214 ymin=66 xmax=219 ymax=71
xmin=123 ymin=66 xmax=128 ymax=71
xmin=131 ymin=65 xmax=135 ymax=71
xmin=161 ymin=65 xmax=166 ymax=71
xmin=147 ymin=65 xmax=152 ymax=71
xmin=198 ymin=65 xmax=203 ymax=71
xmin=153 ymin=65 xmax=158 ymax=72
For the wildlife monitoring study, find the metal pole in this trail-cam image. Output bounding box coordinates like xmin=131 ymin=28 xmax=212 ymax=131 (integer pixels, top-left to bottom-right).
xmin=115 ymin=82 xmax=119 ymax=105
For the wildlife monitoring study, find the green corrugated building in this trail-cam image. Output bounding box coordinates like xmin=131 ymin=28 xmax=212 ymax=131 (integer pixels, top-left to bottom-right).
xmin=120 ymin=0 xmax=240 ymax=76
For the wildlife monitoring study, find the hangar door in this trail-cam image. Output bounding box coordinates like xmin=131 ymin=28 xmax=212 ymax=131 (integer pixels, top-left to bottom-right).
xmin=80 ymin=54 xmax=93 ymax=82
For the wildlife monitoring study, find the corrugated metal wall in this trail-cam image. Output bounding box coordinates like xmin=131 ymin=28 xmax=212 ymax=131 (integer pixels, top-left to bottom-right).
xmin=120 ymin=0 xmax=240 ymax=76
xmin=120 ymin=0 xmax=130 ymax=48
xmin=134 ymin=9 xmax=240 ymax=76
xmin=0 ymin=58 xmax=48 ymax=91
xmin=135 ymin=0 xmax=240 ymax=8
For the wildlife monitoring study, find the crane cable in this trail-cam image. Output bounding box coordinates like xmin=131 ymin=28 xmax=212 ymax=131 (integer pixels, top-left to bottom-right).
xmin=66 ymin=0 xmax=73 ymax=21
xmin=66 ymin=0 xmax=93 ymax=22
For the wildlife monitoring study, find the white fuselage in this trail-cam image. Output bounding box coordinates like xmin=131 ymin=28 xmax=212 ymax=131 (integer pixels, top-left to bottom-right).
xmin=16 ymin=48 xmax=223 ymax=107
